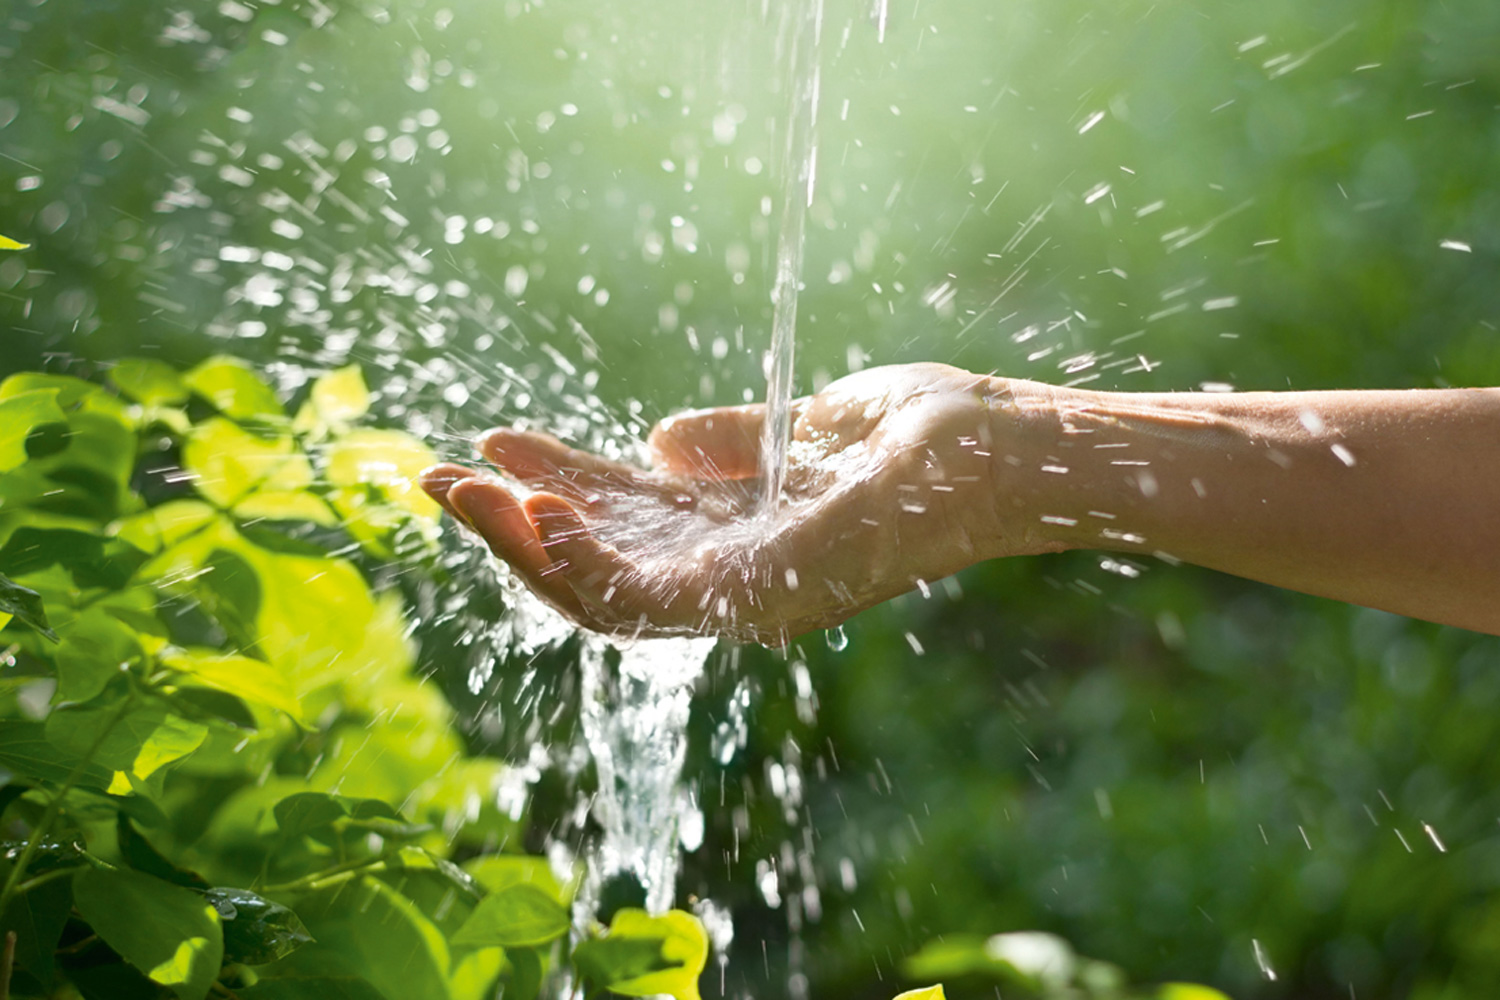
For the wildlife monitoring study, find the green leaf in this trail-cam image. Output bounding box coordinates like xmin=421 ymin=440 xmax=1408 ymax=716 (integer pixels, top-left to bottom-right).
xmin=273 ymin=792 xmax=349 ymax=841
xmin=1 ymin=865 xmax=73 ymax=982
xmin=45 ymin=693 xmax=167 ymax=773
xmin=281 ymin=875 xmax=454 ymax=1000
xmin=184 ymin=417 xmax=315 ymax=510
xmin=114 ymin=500 xmax=219 ymax=556
xmin=197 ymin=547 xmax=263 ymax=649
xmin=117 ymin=813 xmax=211 ymax=889
xmin=0 ymin=528 xmax=147 ymax=591
xmin=0 ymin=571 xmax=57 ymax=641
xmin=170 ymin=687 xmax=259 ymax=730
xmin=573 ymin=909 xmax=709 ymax=1000
xmin=109 ymin=359 xmax=190 ymax=406
xmin=183 ymin=357 xmax=284 ymax=422
xmin=451 ymin=883 xmax=570 ymax=948
xmin=54 ymin=607 xmax=143 ymax=705
xmin=234 ymin=490 xmax=337 ymax=525
xmin=892 ymin=989 xmax=947 ymax=1000
xmin=309 ymin=366 xmax=370 ymax=425
xmin=324 ymin=429 xmax=441 ymax=523
xmin=462 ymin=854 xmax=570 ymax=906
xmin=1155 ymin=985 xmax=1234 ymax=1000
xmin=162 ymin=648 xmax=302 ymax=721
xmin=504 ymin=946 xmax=544 ymax=1000
xmin=369 ymin=848 xmax=484 ymax=940
xmin=207 ymin=887 xmax=315 ymax=965
xmin=0 ymin=721 xmax=114 ymax=789
xmin=238 ymin=977 xmax=387 ymax=1000
xmin=0 ymin=388 xmax=66 ymax=473
xmin=904 ymin=932 xmax=1078 ymax=991
xmin=73 ymin=867 xmax=224 ymax=1000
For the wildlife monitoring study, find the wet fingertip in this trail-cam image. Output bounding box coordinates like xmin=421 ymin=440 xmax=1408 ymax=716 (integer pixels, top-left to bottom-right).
xmin=418 ymin=464 xmax=471 ymax=501
xmin=524 ymin=494 xmax=585 ymax=540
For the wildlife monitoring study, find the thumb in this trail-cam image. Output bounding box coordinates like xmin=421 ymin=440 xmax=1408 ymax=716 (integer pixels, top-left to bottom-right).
xmin=648 ymin=403 xmax=767 ymax=480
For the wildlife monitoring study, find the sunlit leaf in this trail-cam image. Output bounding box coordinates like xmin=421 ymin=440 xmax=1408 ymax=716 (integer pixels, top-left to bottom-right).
xmin=110 ymin=358 xmax=190 ymax=406
xmin=573 ymin=908 xmax=709 ymax=1000
xmin=0 ymin=388 xmax=66 ymax=473
xmin=891 ymin=988 xmax=947 ymax=1000
xmin=131 ymin=712 xmax=210 ymax=780
xmin=162 ymin=647 xmax=302 ymax=721
xmin=184 ymin=417 xmax=313 ymax=509
xmin=234 ymin=489 xmax=337 ymax=525
xmin=0 ymin=571 xmax=57 ymax=641
xmin=309 ymin=365 xmax=370 ymax=425
xmin=73 ymin=867 xmax=224 ymax=1000
xmin=1155 ymin=985 xmax=1234 ymax=1000
xmin=114 ymin=500 xmax=220 ymax=556
xmin=452 ymin=883 xmax=570 ymax=948
xmin=981 ymin=932 xmax=1076 ymax=987
xmin=325 ymin=428 xmax=441 ymax=521
xmin=0 ymin=234 xmax=28 ymax=250
xmin=183 ymin=356 xmax=284 ymax=422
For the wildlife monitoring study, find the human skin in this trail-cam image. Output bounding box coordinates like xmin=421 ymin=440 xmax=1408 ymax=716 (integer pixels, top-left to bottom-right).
xmin=420 ymin=362 xmax=1500 ymax=643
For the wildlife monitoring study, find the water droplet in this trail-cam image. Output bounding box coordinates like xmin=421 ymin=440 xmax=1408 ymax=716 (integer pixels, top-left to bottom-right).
xmin=825 ymin=624 xmax=848 ymax=651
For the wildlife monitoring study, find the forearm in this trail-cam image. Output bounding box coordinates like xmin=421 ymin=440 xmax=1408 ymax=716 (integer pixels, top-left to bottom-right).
xmin=993 ymin=380 xmax=1500 ymax=634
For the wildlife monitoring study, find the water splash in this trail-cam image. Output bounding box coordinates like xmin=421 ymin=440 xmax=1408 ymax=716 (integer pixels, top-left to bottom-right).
xmin=575 ymin=634 xmax=717 ymax=917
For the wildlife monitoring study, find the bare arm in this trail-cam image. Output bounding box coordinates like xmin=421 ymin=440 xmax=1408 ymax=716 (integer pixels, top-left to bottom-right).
xmin=999 ymin=382 xmax=1500 ymax=634
xmin=422 ymin=365 xmax=1500 ymax=641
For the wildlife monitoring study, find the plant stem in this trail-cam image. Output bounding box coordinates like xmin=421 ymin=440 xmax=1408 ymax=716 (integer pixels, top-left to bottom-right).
xmin=0 ymin=698 xmax=131 ymax=912
xmin=15 ymin=865 xmax=78 ymax=895
xmin=260 ymin=853 xmax=387 ymax=895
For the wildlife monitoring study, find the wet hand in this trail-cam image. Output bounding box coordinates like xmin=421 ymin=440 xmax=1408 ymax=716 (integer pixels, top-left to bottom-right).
xmin=420 ymin=363 xmax=1058 ymax=645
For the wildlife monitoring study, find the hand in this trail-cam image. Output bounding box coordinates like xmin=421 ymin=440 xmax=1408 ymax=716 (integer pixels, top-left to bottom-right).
xmin=420 ymin=363 xmax=1058 ymax=645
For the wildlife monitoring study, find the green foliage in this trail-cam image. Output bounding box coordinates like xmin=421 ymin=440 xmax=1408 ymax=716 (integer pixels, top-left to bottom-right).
xmin=901 ymin=932 xmax=1231 ymax=1000
xmin=0 ymin=359 xmax=724 ymax=1000
xmin=572 ymin=908 xmax=710 ymax=1000
xmin=73 ymin=867 xmax=224 ymax=1000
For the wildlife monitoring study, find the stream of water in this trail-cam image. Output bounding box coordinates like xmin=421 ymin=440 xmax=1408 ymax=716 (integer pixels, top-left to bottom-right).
xmin=574 ymin=0 xmax=826 ymax=946
xmin=758 ymin=0 xmax=825 ymax=511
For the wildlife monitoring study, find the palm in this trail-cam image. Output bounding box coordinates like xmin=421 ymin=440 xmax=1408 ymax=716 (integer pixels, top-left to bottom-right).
xmin=421 ymin=364 xmax=1009 ymax=644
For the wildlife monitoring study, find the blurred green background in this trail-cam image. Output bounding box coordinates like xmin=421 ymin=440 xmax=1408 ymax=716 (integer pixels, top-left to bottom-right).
xmin=3 ymin=0 xmax=1499 ymax=997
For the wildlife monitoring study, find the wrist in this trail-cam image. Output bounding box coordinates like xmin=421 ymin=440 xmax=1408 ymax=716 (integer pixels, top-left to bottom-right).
xmin=975 ymin=376 xmax=1105 ymax=557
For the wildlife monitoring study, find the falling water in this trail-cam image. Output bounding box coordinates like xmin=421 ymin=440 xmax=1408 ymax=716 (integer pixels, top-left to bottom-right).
xmin=759 ymin=0 xmax=825 ymax=510
xmin=574 ymin=634 xmax=716 ymax=917
xmin=573 ymin=0 xmax=828 ymax=934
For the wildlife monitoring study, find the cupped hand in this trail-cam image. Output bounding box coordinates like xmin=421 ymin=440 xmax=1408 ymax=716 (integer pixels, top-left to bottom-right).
xmin=420 ymin=363 xmax=1058 ymax=645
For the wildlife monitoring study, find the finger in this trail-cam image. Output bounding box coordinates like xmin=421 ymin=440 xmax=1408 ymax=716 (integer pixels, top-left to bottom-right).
xmin=524 ymin=493 xmax=642 ymax=615
xmin=477 ymin=428 xmax=638 ymax=500
xmin=447 ymin=479 xmax=588 ymax=619
xmin=648 ymin=404 xmax=769 ymax=480
xmin=419 ymin=463 xmax=475 ymax=521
